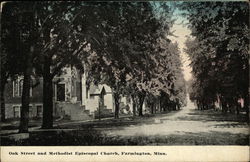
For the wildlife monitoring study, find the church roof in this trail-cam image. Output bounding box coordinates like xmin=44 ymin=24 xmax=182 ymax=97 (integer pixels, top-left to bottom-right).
xmin=89 ymin=84 xmax=111 ymax=95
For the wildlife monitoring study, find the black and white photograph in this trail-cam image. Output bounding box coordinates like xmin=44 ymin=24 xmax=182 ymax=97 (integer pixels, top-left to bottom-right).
xmin=0 ymin=0 xmax=249 ymax=152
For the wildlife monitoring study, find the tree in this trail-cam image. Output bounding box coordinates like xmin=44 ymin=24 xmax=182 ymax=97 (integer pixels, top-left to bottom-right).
xmin=33 ymin=2 xmax=88 ymax=129
xmin=1 ymin=2 xmax=40 ymax=132
xmin=1 ymin=2 xmax=24 ymax=122
xmin=84 ymin=2 xmax=185 ymax=118
xmin=84 ymin=2 xmax=168 ymax=118
xmin=2 ymin=2 xmax=91 ymax=129
xmin=181 ymin=2 xmax=249 ymax=118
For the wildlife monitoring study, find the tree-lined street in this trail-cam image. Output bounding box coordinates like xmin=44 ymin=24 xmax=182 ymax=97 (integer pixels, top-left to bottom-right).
xmin=104 ymin=97 xmax=248 ymax=138
xmin=0 ymin=1 xmax=249 ymax=146
xmin=1 ymin=96 xmax=249 ymax=145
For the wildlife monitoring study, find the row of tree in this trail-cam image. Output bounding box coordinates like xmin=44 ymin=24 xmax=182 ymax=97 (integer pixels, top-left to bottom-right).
xmin=181 ymin=2 xmax=249 ymax=117
xmin=1 ymin=2 xmax=186 ymax=132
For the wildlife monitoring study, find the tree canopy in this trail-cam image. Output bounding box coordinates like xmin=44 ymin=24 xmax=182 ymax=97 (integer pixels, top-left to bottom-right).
xmin=1 ymin=1 xmax=187 ymax=128
xmin=181 ymin=2 xmax=249 ymax=115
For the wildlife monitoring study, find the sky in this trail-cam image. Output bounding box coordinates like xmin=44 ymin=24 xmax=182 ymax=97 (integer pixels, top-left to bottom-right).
xmin=168 ymin=9 xmax=192 ymax=82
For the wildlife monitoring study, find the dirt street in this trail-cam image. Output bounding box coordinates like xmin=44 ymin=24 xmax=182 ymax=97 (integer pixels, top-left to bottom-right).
xmin=104 ymin=98 xmax=249 ymax=138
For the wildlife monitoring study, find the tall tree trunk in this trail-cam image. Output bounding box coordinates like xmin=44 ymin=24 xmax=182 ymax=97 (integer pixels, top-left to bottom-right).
xmin=236 ymin=102 xmax=240 ymax=115
xmin=19 ymin=3 xmax=38 ymax=133
xmin=159 ymin=99 xmax=162 ymax=112
xmin=151 ymin=103 xmax=154 ymax=114
xmin=131 ymin=94 xmax=136 ymax=117
xmin=174 ymin=103 xmax=177 ymax=111
xmin=243 ymin=94 xmax=249 ymax=122
xmin=0 ymin=0 xmax=5 ymax=122
xmin=222 ymin=99 xmax=228 ymax=113
xmin=0 ymin=79 xmax=6 ymax=122
xmin=138 ymin=92 xmax=145 ymax=116
xmin=19 ymin=47 xmax=33 ymax=133
xmin=42 ymin=74 xmax=53 ymax=129
xmin=114 ymin=92 xmax=120 ymax=119
xmin=155 ymin=101 xmax=158 ymax=113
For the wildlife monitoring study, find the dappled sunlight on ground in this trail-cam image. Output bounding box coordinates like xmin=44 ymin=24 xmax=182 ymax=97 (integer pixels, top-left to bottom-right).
xmin=104 ymin=102 xmax=249 ymax=137
xmin=1 ymin=99 xmax=248 ymax=145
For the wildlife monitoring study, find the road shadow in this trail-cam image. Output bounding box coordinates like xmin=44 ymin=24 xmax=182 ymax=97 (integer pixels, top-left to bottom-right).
xmin=177 ymin=109 xmax=248 ymax=123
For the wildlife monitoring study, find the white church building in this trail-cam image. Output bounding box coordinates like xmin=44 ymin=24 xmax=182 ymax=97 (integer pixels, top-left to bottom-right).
xmin=55 ymin=66 xmax=134 ymax=120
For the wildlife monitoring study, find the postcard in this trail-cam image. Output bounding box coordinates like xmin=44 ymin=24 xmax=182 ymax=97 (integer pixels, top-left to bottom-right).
xmin=1 ymin=1 xmax=249 ymax=162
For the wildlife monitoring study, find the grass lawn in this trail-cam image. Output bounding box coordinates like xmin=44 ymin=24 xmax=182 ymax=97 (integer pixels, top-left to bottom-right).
xmin=1 ymin=129 xmax=249 ymax=146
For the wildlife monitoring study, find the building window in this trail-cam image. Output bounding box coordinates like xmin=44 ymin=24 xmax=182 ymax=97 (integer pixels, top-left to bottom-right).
xmin=19 ymin=79 xmax=23 ymax=96
xmin=30 ymin=80 xmax=33 ymax=96
xmin=13 ymin=106 xmax=20 ymax=118
xmin=29 ymin=105 xmax=33 ymax=117
xmin=56 ymin=83 xmax=66 ymax=101
xmin=13 ymin=80 xmax=19 ymax=97
xmin=36 ymin=105 xmax=43 ymax=117
xmin=13 ymin=78 xmax=32 ymax=97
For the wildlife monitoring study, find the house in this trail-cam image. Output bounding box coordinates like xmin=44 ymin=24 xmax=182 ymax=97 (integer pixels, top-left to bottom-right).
xmin=4 ymin=76 xmax=44 ymax=119
xmin=3 ymin=67 xmax=82 ymax=120
xmin=3 ymin=66 xmax=133 ymax=120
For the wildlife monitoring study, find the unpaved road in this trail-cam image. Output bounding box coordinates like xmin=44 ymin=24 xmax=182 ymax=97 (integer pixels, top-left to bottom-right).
xmin=104 ymin=99 xmax=249 ymax=137
xmin=1 ymin=98 xmax=248 ymax=145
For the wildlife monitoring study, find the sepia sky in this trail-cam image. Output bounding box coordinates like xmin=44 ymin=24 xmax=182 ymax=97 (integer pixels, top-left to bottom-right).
xmin=168 ymin=10 xmax=193 ymax=82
